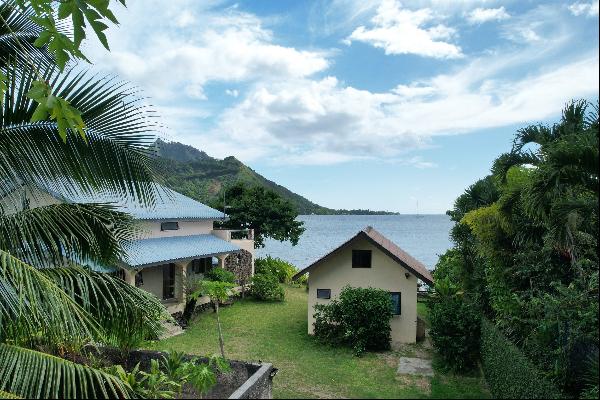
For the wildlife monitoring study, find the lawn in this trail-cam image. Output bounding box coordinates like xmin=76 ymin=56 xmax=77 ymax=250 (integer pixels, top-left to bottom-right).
xmin=148 ymin=286 xmax=489 ymax=399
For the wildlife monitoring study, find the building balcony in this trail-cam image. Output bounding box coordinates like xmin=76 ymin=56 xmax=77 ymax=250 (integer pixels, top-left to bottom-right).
xmin=212 ymin=228 xmax=254 ymax=242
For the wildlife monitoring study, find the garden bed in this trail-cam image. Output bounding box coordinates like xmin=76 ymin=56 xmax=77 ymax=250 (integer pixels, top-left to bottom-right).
xmin=94 ymin=348 xmax=275 ymax=399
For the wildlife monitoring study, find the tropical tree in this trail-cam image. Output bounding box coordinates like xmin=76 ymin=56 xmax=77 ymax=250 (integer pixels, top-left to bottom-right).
xmin=213 ymin=182 xmax=305 ymax=248
xmin=436 ymin=100 xmax=599 ymax=396
xmin=0 ymin=2 xmax=169 ymax=398
xmin=192 ymin=281 xmax=235 ymax=359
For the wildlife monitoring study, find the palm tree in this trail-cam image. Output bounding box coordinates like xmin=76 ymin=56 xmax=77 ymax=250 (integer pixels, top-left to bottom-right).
xmin=492 ymin=100 xmax=599 ymax=259
xmin=1 ymin=3 xmax=169 ymax=398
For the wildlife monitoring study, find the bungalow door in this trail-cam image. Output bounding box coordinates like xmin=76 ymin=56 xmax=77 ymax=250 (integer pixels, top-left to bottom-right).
xmin=162 ymin=263 xmax=176 ymax=300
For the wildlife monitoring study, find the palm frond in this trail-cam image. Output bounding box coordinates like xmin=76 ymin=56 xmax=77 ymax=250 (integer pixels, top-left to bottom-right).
xmin=0 ymin=249 xmax=99 ymax=348
xmin=0 ymin=59 xmax=160 ymax=207
xmin=0 ymin=343 xmax=133 ymax=399
xmin=0 ymin=1 xmax=54 ymax=69
xmin=0 ymin=203 xmax=136 ymax=268
xmin=43 ymin=267 xmax=167 ymax=348
xmin=0 ymin=389 xmax=22 ymax=399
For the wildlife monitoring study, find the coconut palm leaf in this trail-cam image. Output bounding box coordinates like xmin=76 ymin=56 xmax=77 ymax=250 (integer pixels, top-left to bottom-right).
xmin=0 ymin=1 xmax=54 ymax=69
xmin=0 ymin=248 xmax=100 ymax=348
xmin=0 ymin=343 xmax=134 ymax=399
xmin=0 ymin=59 xmax=160 ymax=207
xmin=42 ymin=266 xmax=167 ymax=348
xmin=0 ymin=203 xmax=137 ymax=268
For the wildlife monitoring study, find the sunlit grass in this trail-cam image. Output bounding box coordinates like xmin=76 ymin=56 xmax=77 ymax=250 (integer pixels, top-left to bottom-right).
xmin=148 ymin=286 xmax=488 ymax=399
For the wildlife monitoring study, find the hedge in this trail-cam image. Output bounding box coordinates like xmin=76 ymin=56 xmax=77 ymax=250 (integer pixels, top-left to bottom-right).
xmin=480 ymin=318 xmax=564 ymax=399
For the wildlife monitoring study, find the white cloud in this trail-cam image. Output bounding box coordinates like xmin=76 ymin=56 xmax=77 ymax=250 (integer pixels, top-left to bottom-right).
xmin=568 ymin=1 xmax=599 ymax=16
xmin=345 ymin=0 xmax=463 ymax=59
xmin=86 ymin=1 xmax=330 ymax=101
xmin=225 ymin=89 xmax=239 ymax=97
xmin=189 ymin=51 xmax=598 ymax=165
xmin=467 ymin=7 xmax=510 ymax=24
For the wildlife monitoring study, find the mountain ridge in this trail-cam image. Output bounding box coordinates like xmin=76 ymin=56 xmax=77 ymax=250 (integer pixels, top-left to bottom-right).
xmin=154 ymin=140 xmax=399 ymax=215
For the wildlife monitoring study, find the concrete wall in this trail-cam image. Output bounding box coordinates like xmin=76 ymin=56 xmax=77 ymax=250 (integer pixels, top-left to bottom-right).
xmin=307 ymin=235 xmax=418 ymax=344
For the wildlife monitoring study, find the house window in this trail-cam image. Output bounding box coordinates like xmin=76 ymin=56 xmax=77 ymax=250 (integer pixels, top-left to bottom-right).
xmin=352 ymin=250 xmax=372 ymax=268
xmin=317 ymin=289 xmax=331 ymax=299
xmin=390 ymin=292 xmax=401 ymax=315
xmin=161 ymin=221 xmax=179 ymax=231
xmin=162 ymin=263 xmax=176 ymax=300
xmin=135 ymin=271 xmax=144 ymax=287
xmin=192 ymin=258 xmax=212 ymax=274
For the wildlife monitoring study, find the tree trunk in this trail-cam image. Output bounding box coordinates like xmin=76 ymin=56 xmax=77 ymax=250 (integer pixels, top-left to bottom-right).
xmin=182 ymin=298 xmax=198 ymax=324
xmin=215 ymin=302 xmax=226 ymax=359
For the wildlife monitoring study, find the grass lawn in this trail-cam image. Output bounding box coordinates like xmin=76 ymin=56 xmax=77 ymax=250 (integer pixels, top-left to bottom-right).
xmin=148 ymin=286 xmax=489 ymax=399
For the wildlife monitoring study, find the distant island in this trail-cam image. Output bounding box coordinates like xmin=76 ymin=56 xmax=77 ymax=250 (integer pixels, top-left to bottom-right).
xmin=153 ymin=140 xmax=399 ymax=215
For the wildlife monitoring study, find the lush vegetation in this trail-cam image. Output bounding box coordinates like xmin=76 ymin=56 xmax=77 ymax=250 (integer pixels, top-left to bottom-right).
xmin=150 ymin=285 xmax=490 ymax=399
xmin=313 ymin=286 xmax=393 ymax=356
xmin=431 ymin=100 xmax=599 ymax=397
xmin=107 ymin=352 xmax=230 ymax=398
xmin=204 ymin=267 xmax=236 ymax=284
xmin=250 ymin=272 xmax=286 ymax=301
xmin=255 ymin=255 xmax=297 ymax=283
xmin=480 ymin=318 xmax=563 ymax=399
xmin=0 ymin=1 xmax=169 ymax=397
xmin=429 ymin=278 xmax=481 ymax=372
xmin=212 ymin=182 xmax=305 ymax=248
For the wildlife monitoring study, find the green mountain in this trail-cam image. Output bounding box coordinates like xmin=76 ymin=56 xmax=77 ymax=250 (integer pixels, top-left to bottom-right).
xmin=154 ymin=140 xmax=398 ymax=215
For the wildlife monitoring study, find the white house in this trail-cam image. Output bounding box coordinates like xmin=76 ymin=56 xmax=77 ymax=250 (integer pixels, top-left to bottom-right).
xmin=293 ymin=226 xmax=433 ymax=344
xmin=0 ymin=181 xmax=254 ymax=313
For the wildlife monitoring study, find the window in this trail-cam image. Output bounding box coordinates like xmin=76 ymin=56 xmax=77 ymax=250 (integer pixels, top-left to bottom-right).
xmin=352 ymin=250 xmax=372 ymax=268
xmin=390 ymin=292 xmax=401 ymax=315
xmin=161 ymin=221 xmax=179 ymax=231
xmin=317 ymin=289 xmax=331 ymax=299
xmin=162 ymin=263 xmax=176 ymax=300
xmin=192 ymin=258 xmax=212 ymax=274
xmin=135 ymin=271 xmax=144 ymax=287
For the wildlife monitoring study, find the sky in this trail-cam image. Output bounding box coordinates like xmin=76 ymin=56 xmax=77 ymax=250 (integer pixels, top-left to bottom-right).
xmin=83 ymin=0 xmax=599 ymax=214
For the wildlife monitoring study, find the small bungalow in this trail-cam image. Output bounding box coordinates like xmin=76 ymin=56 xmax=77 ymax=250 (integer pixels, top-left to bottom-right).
xmin=293 ymin=226 xmax=433 ymax=344
xmin=0 ymin=181 xmax=254 ymax=313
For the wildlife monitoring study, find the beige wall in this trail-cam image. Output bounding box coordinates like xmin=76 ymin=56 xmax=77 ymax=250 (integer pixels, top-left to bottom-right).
xmin=136 ymin=220 xmax=214 ymax=239
xmin=307 ymin=236 xmax=418 ymax=344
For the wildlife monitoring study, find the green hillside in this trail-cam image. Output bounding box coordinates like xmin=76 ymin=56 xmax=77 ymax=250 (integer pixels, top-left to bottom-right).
xmin=154 ymin=140 xmax=398 ymax=215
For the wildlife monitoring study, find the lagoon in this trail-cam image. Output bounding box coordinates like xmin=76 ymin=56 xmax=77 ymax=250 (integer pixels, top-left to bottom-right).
xmin=257 ymin=214 xmax=454 ymax=270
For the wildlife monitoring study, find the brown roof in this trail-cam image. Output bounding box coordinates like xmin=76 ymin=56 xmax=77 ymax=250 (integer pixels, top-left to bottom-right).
xmin=293 ymin=226 xmax=434 ymax=286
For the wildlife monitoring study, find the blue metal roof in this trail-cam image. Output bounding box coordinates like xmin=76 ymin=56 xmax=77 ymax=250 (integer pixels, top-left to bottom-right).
xmin=122 ymin=234 xmax=241 ymax=268
xmin=42 ymin=181 xmax=225 ymax=220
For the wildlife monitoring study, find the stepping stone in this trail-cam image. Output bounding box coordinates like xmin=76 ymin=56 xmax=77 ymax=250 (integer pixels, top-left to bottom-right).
xmin=397 ymin=357 xmax=434 ymax=377
xmin=159 ymin=322 xmax=184 ymax=340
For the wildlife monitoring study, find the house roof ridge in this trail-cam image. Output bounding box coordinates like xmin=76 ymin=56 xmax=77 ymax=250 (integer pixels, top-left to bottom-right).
xmin=293 ymin=226 xmax=434 ymax=286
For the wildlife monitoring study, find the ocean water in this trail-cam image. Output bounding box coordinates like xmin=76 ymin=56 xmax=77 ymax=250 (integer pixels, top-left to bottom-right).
xmin=257 ymin=214 xmax=454 ymax=271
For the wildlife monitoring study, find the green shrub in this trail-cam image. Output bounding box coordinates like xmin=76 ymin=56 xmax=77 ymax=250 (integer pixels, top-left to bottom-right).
xmin=204 ymin=268 xmax=235 ymax=284
xmin=250 ymin=273 xmax=285 ymax=301
xmin=480 ymin=318 xmax=564 ymax=399
xmin=254 ymin=256 xmax=297 ymax=283
xmin=313 ymin=286 xmax=392 ymax=356
xmin=429 ymin=278 xmax=481 ymax=372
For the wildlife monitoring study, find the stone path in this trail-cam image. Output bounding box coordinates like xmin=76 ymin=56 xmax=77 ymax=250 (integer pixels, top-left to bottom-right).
xmin=397 ymin=357 xmax=434 ymax=377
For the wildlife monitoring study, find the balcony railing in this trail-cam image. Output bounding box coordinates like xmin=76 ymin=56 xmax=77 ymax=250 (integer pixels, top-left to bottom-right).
xmin=212 ymin=228 xmax=254 ymax=241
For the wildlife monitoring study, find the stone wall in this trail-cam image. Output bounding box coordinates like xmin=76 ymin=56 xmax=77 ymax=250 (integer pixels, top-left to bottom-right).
xmin=225 ymin=249 xmax=253 ymax=285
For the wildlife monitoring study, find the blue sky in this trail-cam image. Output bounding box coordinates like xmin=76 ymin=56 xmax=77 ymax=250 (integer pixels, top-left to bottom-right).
xmin=85 ymin=0 xmax=599 ymax=213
